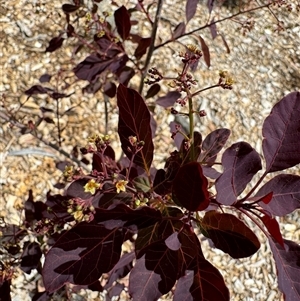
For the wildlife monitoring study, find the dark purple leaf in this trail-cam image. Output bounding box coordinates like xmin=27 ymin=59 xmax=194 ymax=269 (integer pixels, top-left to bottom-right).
xmin=117 ymin=84 xmax=154 ymax=173
xmin=39 ymin=74 xmax=52 ymax=83
xmin=108 ymin=283 xmax=125 ymax=299
xmin=104 ymin=252 xmax=135 ymax=289
xmin=66 ymin=178 xmax=95 ymax=199
xmin=207 ymin=0 xmax=215 ymax=13
xmin=156 ymin=91 xmax=181 ymax=108
xmin=42 ymin=224 xmax=124 ymax=292
xmin=145 ymin=83 xmax=160 ymax=99
xmin=203 ymin=211 xmax=260 ymax=258
xmin=200 ymin=128 xmax=230 ymax=163
xmin=209 ymin=18 xmax=218 ymax=39
xmin=74 ymin=54 xmax=111 ymax=82
xmin=256 ymin=174 xmax=300 ymax=216
xmin=129 ymin=242 xmax=179 ymax=300
xmin=198 ymin=35 xmax=210 ymax=67
xmin=74 ymin=50 xmax=128 ymax=83
xmin=66 ymin=24 xmax=75 ymax=37
xmin=104 ymin=82 xmax=117 ymax=98
xmin=114 ymin=6 xmax=131 ymax=40
xmin=118 ymin=66 xmax=135 ymax=86
xmin=216 ymin=142 xmax=262 ymax=205
xmin=45 ymin=35 xmax=65 ymax=53
xmin=25 ymin=85 xmax=53 ymax=95
xmin=186 ymin=0 xmax=198 ymax=23
xmin=43 ymin=117 xmax=55 ymax=124
xmin=269 ymin=238 xmax=300 ymax=301
xmin=153 ymin=169 xmax=172 ymax=195
xmin=62 ymin=4 xmax=80 ymax=13
xmin=94 ymin=203 xmax=162 ymax=231
xmin=262 ymin=92 xmax=300 ymax=173
xmin=173 ymin=22 xmax=186 ymax=39
xmin=174 ymin=255 xmax=229 ymax=301
xmin=94 ymin=35 xmax=121 ymax=57
xmin=220 ymin=33 xmax=230 ymax=53
xmin=134 ymin=37 xmax=152 ymax=59
xmin=129 ymin=33 xmax=142 ymax=43
xmin=172 ymin=162 xmax=210 ymax=211
xmin=21 ymin=242 xmax=42 ymax=274
xmin=202 ymin=166 xmax=222 ymax=179
xmin=131 ymin=220 xmax=185 ymax=300
xmin=176 ymin=225 xmax=229 ymax=301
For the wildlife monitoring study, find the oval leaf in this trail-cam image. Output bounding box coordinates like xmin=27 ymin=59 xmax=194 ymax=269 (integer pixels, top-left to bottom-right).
xmin=114 ymin=6 xmax=131 ymax=40
xmin=198 ymin=35 xmax=210 ymax=67
xmin=145 ymin=83 xmax=160 ymax=99
xmin=117 ymin=84 xmax=154 ymax=173
xmin=172 ymin=162 xmax=209 ymax=211
xmin=45 ymin=35 xmax=65 ymax=53
xmin=173 ymin=22 xmax=186 ymax=39
xmin=186 ymin=0 xmax=198 ymax=23
xmin=263 ymin=92 xmax=300 ymax=173
xmin=201 ymin=128 xmax=230 ymax=163
xmin=256 ymin=174 xmax=300 ymax=216
xmin=202 ymin=211 xmax=260 ymax=258
xmin=156 ymin=91 xmax=181 ymax=108
xmin=62 ymin=4 xmax=80 ymax=13
xmin=134 ymin=37 xmax=152 ymax=59
xmin=269 ymin=238 xmax=300 ymax=301
xmin=216 ymin=142 xmax=262 ymax=205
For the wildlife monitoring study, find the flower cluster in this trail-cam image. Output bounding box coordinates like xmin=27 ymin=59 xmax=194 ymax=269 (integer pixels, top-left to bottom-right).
xmin=81 ymin=133 xmax=111 ymax=154
xmin=218 ymin=70 xmax=234 ymax=89
xmin=67 ymin=198 xmax=96 ymax=222
xmin=144 ymin=68 xmax=163 ymax=85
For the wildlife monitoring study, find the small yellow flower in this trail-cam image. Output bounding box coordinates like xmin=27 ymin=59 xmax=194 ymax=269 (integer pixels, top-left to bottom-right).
xmin=84 ymin=179 xmax=101 ymax=195
xmin=219 ymin=70 xmax=228 ymax=78
xmin=187 ymin=44 xmax=202 ymax=55
xmin=97 ymin=30 xmax=105 ymax=38
xmin=63 ymin=165 xmax=73 ymax=179
xmin=115 ymin=180 xmax=128 ymax=193
xmin=73 ymin=210 xmax=84 ymax=222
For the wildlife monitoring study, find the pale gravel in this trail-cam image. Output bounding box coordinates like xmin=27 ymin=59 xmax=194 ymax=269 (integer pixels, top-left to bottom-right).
xmin=1 ymin=0 xmax=300 ymax=300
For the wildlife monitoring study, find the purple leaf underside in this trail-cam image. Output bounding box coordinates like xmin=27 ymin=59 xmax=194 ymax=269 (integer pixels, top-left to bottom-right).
xmin=216 ymin=141 xmax=262 ymax=205
xmin=203 ymin=211 xmax=260 ymax=258
xmin=256 ymin=174 xmax=300 ymax=216
xmin=42 ymin=224 xmax=124 ymax=293
xmin=262 ymin=92 xmax=300 ymax=173
xmin=186 ymin=0 xmax=198 ymax=23
xmin=269 ymin=238 xmax=300 ymax=301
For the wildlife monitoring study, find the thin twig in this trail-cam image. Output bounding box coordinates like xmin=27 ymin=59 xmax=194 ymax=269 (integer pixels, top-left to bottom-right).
xmin=154 ymin=2 xmax=272 ymax=51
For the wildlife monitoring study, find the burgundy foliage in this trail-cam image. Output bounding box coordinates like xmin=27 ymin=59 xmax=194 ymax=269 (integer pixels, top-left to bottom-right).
xmin=4 ymin=1 xmax=300 ymax=301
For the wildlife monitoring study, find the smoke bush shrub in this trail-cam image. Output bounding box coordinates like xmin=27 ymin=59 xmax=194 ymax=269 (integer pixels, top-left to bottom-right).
xmin=1 ymin=0 xmax=300 ymax=300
